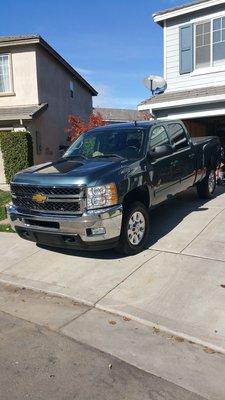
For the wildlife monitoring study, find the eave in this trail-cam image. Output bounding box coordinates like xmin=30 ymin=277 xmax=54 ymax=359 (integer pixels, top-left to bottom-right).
xmin=153 ymin=0 xmax=225 ymax=26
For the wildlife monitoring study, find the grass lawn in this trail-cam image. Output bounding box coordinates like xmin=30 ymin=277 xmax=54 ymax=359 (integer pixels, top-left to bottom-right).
xmin=0 ymin=190 xmax=11 ymax=221
xmin=0 ymin=224 xmax=14 ymax=233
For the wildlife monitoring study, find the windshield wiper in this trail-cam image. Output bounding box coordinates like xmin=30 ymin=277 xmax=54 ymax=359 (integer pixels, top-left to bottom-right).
xmin=93 ymin=154 xmax=124 ymax=159
xmin=64 ymin=154 xmax=87 ymax=160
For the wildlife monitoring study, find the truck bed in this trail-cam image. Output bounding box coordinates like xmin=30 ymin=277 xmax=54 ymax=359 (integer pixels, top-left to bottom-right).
xmin=192 ymin=136 xmax=216 ymax=145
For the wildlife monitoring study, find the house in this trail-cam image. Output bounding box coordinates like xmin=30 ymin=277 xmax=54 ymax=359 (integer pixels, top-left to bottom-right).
xmin=138 ymin=0 xmax=225 ymax=137
xmin=93 ymin=107 xmax=150 ymax=124
xmin=0 ymin=35 xmax=97 ymax=183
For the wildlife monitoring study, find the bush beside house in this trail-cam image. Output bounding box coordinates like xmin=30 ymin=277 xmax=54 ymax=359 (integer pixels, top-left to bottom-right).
xmin=0 ymin=131 xmax=33 ymax=184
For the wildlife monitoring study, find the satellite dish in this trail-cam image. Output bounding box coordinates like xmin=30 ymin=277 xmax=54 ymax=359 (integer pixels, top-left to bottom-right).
xmin=143 ymin=75 xmax=167 ymax=96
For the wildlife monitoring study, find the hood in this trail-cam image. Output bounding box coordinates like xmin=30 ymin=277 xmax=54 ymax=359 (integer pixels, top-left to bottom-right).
xmin=12 ymin=157 xmax=132 ymax=187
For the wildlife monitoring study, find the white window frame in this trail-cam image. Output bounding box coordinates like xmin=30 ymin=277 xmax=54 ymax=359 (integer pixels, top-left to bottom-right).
xmin=0 ymin=53 xmax=14 ymax=96
xmin=194 ymin=19 xmax=212 ymax=70
xmin=193 ymin=14 xmax=225 ymax=74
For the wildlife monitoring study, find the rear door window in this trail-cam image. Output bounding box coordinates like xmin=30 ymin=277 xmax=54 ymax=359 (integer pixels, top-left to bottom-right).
xmin=167 ymin=123 xmax=189 ymax=151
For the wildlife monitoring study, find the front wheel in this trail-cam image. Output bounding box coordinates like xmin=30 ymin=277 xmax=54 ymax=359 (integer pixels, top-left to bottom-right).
xmin=197 ymin=169 xmax=216 ymax=199
xmin=116 ymin=201 xmax=150 ymax=256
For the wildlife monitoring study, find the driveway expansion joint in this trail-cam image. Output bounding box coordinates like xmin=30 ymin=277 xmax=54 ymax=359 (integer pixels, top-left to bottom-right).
xmin=180 ymin=207 xmax=225 ymax=254
xmin=1 ymin=248 xmax=42 ymax=274
xmin=57 ymin=307 xmax=94 ymax=331
xmin=93 ymin=251 xmax=162 ymax=307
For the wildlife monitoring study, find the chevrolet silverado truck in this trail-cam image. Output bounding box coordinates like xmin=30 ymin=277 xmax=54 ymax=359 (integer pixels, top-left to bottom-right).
xmin=7 ymin=120 xmax=221 ymax=255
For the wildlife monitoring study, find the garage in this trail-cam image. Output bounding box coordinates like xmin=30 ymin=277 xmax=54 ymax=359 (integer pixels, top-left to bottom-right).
xmin=138 ymin=85 xmax=225 ymax=181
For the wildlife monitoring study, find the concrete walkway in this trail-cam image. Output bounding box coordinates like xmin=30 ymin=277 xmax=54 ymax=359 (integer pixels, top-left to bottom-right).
xmin=1 ymin=187 xmax=225 ymax=399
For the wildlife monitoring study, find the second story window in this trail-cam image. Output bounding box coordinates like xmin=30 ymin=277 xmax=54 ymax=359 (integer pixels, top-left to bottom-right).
xmin=195 ymin=22 xmax=211 ymax=68
xmin=0 ymin=54 xmax=11 ymax=93
xmin=213 ymin=17 xmax=225 ymax=66
xmin=70 ymin=80 xmax=74 ymax=98
xmin=195 ymin=17 xmax=225 ymax=69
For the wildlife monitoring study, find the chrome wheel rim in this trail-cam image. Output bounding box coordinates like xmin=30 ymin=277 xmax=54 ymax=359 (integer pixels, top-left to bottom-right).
xmin=208 ymin=171 xmax=216 ymax=193
xmin=127 ymin=211 xmax=146 ymax=246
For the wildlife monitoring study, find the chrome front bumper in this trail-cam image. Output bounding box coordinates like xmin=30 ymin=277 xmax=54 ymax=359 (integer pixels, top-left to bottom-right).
xmin=7 ymin=203 xmax=123 ymax=249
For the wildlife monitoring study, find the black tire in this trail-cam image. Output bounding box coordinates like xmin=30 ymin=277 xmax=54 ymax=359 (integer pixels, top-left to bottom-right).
xmin=197 ymin=169 xmax=216 ymax=199
xmin=116 ymin=201 xmax=150 ymax=256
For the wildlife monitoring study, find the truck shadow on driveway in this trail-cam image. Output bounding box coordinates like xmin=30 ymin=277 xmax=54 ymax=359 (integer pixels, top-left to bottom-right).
xmin=38 ymin=186 xmax=225 ymax=260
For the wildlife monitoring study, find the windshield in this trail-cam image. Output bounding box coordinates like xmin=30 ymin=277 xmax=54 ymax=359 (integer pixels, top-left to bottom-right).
xmin=63 ymin=128 xmax=145 ymax=160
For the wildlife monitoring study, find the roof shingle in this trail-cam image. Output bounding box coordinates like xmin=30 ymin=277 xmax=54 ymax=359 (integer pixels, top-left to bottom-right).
xmin=93 ymin=108 xmax=147 ymax=122
xmin=140 ymin=85 xmax=225 ymax=106
xmin=154 ymin=0 xmax=212 ymax=18
xmin=0 ymin=103 xmax=48 ymax=121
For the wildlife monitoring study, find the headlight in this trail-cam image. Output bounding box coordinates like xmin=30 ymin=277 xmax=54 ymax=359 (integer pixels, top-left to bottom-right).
xmin=86 ymin=183 xmax=118 ymax=210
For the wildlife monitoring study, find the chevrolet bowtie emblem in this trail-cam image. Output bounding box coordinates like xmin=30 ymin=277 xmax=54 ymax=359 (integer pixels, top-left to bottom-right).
xmin=32 ymin=193 xmax=47 ymax=203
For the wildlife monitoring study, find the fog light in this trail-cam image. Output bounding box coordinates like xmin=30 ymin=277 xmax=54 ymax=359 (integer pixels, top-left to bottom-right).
xmin=63 ymin=236 xmax=76 ymax=244
xmin=89 ymin=227 xmax=106 ymax=236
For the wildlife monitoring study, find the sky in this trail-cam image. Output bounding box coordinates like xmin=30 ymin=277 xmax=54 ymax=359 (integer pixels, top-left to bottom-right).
xmin=0 ymin=0 xmax=187 ymax=109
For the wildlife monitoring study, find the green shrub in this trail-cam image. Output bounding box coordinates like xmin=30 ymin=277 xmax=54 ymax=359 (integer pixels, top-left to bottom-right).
xmin=0 ymin=224 xmax=14 ymax=233
xmin=0 ymin=190 xmax=11 ymax=220
xmin=0 ymin=131 xmax=33 ymax=183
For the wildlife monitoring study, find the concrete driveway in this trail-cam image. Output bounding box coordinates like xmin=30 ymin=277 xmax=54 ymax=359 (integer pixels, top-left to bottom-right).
xmin=1 ymin=186 xmax=225 ymax=351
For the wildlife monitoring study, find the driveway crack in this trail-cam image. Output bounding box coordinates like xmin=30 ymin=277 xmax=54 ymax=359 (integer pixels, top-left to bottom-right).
xmin=94 ymin=251 xmax=161 ymax=306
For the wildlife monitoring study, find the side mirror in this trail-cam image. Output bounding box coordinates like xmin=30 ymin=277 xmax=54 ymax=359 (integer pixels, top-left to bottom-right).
xmin=148 ymin=144 xmax=173 ymax=160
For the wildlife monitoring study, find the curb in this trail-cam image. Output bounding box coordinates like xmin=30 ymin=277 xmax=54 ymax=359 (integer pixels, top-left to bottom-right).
xmin=1 ymin=274 xmax=225 ymax=356
xmin=0 ymin=275 xmax=93 ymax=308
xmin=95 ymin=304 xmax=225 ymax=355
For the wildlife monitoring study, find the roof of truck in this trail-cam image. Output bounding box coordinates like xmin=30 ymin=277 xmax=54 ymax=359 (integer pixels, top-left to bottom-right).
xmin=89 ymin=120 xmax=182 ymax=132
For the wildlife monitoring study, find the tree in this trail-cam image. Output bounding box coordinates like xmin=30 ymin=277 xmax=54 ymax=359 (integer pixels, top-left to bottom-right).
xmin=140 ymin=112 xmax=152 ymax=121
xmin=66 ymin=112 xmax=105 ymax=142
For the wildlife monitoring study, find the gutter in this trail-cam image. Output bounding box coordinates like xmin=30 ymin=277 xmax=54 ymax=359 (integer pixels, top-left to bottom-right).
xmin=138 ymin=93 xmax=225 ymax=111
xmin=153 ymin=0 xmax=225 ymax=25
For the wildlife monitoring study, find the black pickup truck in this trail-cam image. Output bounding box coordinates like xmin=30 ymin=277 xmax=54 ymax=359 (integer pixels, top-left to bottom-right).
xmin=7 ymin=120 xmax=221 ymax=255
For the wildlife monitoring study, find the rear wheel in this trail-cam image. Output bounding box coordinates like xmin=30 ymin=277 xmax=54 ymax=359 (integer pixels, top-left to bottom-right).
xmin=116 ymin=201 xmax=150 ymax=256
xmin=197 ymin=169 xmax=216 ymax=199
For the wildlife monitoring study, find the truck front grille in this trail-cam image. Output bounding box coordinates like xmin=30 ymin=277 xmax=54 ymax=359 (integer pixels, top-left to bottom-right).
xmin=11 ymin=184 xmax=85 ymax=215
xmin=11 ymin=184 xmax=81 ymax=196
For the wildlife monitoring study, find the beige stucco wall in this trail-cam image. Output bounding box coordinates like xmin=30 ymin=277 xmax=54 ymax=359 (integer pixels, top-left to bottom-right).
xmin=31 ymin=46 xmax=93 ymax=163
xmin=0 ymin=43 xmax=94 ymax=174
xmin=0 ymin=46 xmax=38 ymax=107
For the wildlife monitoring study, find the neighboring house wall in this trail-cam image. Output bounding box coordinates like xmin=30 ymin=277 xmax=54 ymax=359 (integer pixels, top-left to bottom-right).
xmin=165 ymin=3 xmax=225 ymax=91
xmin=0 ymin=45 xmax=38 ymax=107
xmin=34 ymin=46 xmax=93 ymax=163
xmin=0 ymin=36 xmax=96 ymax=173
